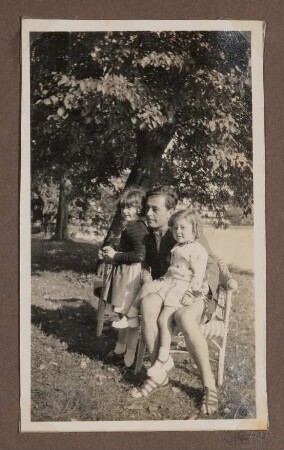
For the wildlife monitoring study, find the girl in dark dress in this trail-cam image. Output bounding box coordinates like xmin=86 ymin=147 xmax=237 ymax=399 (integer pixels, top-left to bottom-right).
xmin=101 ymin=188 xmax=149 ymax=367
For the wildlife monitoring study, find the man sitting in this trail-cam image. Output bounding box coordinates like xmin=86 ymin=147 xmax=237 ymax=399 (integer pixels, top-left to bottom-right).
xmin=130 ymin=186 xmax=219 ymax=415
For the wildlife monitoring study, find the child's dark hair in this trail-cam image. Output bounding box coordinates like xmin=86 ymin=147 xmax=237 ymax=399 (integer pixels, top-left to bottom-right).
xmin=169 ymin=209 xmax=203 ymax=240
xmin=117 ymin=187 xmax=146 ymax=216
xmin=146 ymin=186 xmax=178 ymax=210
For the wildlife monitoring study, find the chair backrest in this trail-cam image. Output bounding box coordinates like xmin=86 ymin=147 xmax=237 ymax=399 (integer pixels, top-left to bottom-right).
xmin=205 ymin=259 xmax=238 ymax=335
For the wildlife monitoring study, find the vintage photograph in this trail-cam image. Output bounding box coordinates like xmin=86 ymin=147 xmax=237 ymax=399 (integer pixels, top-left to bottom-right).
xmin=21 ymin=20 xmax=266 ymax=431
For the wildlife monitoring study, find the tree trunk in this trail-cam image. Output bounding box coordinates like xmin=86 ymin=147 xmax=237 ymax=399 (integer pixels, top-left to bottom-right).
xmin=103 ymin=129 xmax=172 ymax=246
xmin=53 ymin=175 xmax=72 ymax=240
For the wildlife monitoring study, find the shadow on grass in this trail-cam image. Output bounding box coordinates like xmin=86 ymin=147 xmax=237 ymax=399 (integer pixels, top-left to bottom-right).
xmin=31 ymin=299 xmax=149 ymax=389
xmin=31 ymin=300 xmax=215 ymax=416
xmin=31 ymin=300 xmax=117 ymax=361
xmin=171 ymin=378 xmax=203 ymax=411
xmin=31 ymin=236 xmax=100 ymax=274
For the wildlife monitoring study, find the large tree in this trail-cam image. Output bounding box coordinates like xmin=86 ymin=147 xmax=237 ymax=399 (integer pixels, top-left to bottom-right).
xmin=31 ymin=30 xmax=252 ymax=238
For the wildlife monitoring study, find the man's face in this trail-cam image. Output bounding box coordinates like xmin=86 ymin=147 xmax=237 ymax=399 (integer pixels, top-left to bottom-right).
xmin=145 ymin=195 xmax=173 ymax=230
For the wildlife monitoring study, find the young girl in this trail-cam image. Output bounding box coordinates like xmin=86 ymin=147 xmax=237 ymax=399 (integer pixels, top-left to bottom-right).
xmin=120 ymin=209 xmax=209 ymax=376
xmin=101 ymin=187 xmax=149 ymax=367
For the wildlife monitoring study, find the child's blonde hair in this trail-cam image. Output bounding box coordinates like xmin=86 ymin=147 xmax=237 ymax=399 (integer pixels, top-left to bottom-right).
xmin=117 ymin=187 xmax=146 ymax=217
xmin=169 ymin=209 xmax=203 ymax=240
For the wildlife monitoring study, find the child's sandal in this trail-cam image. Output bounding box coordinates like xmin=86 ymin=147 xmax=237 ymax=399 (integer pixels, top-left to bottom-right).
xmin=200 ymin=386 xmax=218 ymax=415
xmin=130 ymin=375 xmax=169 ymax=399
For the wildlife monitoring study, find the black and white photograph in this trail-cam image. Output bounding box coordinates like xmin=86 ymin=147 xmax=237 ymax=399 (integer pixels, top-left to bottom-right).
xmin=20 ymin=19 xmax=266 ymax=432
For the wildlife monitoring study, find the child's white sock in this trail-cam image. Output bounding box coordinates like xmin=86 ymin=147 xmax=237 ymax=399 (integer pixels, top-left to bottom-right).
xmin=147 ymin=351 xmax=174 ymax=377
xmin=114 ymin=342 xmax=126 ymax=355
xmin=124 ymin=348 xmax=136 ymax=367
xmin=158 ymin=347 xmax=170 ymax=362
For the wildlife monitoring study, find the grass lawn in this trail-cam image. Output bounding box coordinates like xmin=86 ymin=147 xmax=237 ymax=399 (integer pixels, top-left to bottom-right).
xmin=31 ymin=235 xmax=255 ymax=422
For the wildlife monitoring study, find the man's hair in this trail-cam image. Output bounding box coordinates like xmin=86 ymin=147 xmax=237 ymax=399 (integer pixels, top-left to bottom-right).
xmin=146 ymin=186 xmax=178 ymax=210
xmin=169 ymin=209 xmax=203 ymax=240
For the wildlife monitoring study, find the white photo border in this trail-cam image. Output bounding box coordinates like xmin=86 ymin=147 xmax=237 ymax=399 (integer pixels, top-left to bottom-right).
xmin=20 ymin=19 xmax=267 ymax=432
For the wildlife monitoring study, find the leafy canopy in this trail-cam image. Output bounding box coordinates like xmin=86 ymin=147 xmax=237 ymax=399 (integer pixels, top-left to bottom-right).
xmin=31 ymin=31 xmax=252 ymax=222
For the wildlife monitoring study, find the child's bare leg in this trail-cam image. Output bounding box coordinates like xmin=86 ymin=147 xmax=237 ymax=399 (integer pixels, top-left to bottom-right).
xmin=114 ymin=329 xmax=128 ymax=354
xmin=124 ymin=328 xmax=139 ymax=368
xmin=128 ymin=291 xmax=141 ymax=314
xmin=113 ymin=293 xmax=141 ymax=329
xmin=158 ymin=306 xmax=175 ymax=350
xmin=147 ymin=306 xmax=176 ymax=377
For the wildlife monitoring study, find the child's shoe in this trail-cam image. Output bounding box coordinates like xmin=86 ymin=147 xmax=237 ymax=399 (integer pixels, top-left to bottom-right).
xmin=105 ymin=350 xmax=124 ymax=365
xmin=112 ymin=316 xmax=128 ymax=329
xmin=105 ymin=342 xmax=126 ymax=364
xmin=147 ymin=355 xmax=175 ymax=377
xmin=112 ymin=316 xmax=139 ymax=329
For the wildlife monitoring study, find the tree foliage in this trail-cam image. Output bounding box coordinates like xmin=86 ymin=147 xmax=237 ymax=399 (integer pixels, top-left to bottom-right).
xmin=31 ymin=30 xmax=252 ymax=234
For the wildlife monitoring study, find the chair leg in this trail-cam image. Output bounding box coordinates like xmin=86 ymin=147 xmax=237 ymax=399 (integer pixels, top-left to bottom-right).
xmin=134 ymin=332 xmax=147 ymax=374
xmin=96 ymin=298 xmax=106 ymax=337
xmin=217 ymin=347 xmax=225 ymax=387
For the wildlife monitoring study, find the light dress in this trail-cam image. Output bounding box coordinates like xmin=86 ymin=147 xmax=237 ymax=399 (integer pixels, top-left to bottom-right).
xmin=138 ymin=240 xmax=209 ymax=310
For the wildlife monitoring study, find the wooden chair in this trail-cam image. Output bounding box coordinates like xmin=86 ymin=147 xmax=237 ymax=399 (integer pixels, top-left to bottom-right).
xmin=95 ymin=263 xmax=112 ymax=337
xmin=134 ymin=259 xmax=238 ymax=387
